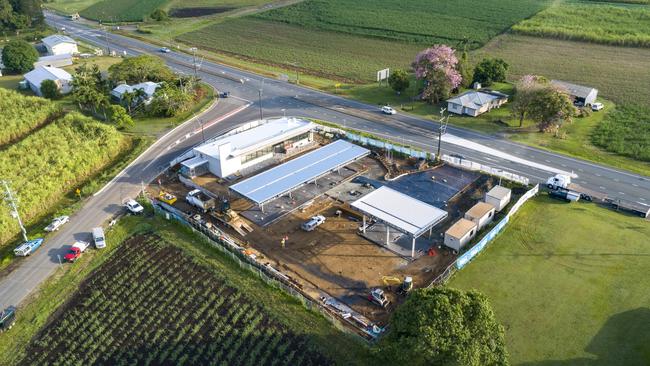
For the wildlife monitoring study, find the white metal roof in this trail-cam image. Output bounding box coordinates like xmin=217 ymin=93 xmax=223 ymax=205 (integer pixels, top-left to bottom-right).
xmin=37 ymin=54 xmax=73 ymax=62
xmin=551 ymin=80 xmax=597 ymax=99
xmin=42 ymin=35 xmax=77 ymax=47
xmin=486 ymin=185 xmax=511 ymax=200
xmin=181 ymin=156 xmax=208 ymax=169
xmin=351 ymin=186 xmax=448 ymax=237
xmin=231 ymin=140 xmax=369 ymax=205
xmin=111 ymin=81 xmax=160 ymax=98
xmin=446 ymin=90 xmax=507 ymax=109
xmin=24 ymin=66 xmax=72 ymax=86
xmin=194 ymin=117 xmax=313 ymax=159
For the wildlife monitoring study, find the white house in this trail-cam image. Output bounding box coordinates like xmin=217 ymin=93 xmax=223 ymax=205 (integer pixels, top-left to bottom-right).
xmin=446 ymin=90 xmax=508 ymax=117
xmin=24 ymin=66 xmax=73 ymax=96
xmin=111 ymin=82 xmax=161 ymax=105
xmin=34 ymin=54 xmax=74 ymax=68
xmin=182 ymin=117 xmax=314 ymax=178
xmin=485 ymin=185 xmax=512 ymax=212
xmin=42 ymin=35 xmax=78 ymax=56
xmin=551 ymin=80 xmax=598 ymax=106
xmin=444 ymin=218 xmax=477 ymax=251
xmin=464 ymin=201 xmax=496 ymax=231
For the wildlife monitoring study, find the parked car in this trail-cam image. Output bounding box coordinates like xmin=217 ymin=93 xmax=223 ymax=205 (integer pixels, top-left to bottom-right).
xmin=591 ymin=102 xmax=604 ymax=111
xmin=381 ymin=105 xmax=396 ymax=115
xmin=301 ymin=215 xmax=326 ymax=232
xmin=92 ymin=227 xmax=106 ymax=249
xmin=14 ymin=238 xmax=44 ymax=257
xmin=0 ymin=307 xmax=16 ymax=332
xmin=159 ymin=47 xmax=171 ymax=53
xmin=64 ymin=240 xmax=90 ymax=262
xmin=125 ymin=199 xmax=144 ymax=214
xmin=44 ymin=216 xmax=69 ymax=232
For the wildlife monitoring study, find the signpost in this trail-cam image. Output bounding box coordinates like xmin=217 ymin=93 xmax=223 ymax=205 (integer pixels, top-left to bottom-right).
xmin=376 ymin=68 xmax=390 ymax=86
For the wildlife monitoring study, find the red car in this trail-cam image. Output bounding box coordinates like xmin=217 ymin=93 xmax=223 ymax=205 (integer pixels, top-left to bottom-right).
xmin=64 ymin=241 xmax=90 ymax=262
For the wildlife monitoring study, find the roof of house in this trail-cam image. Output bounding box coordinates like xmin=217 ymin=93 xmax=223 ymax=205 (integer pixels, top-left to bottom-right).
xmin=551 ymin=80 xmax=597 ymax=99
xmin=351 ymin=186 xmax=448 ymax=237
xmin=195 ymin=117 xmax=314 ymax=159
xmin=111 ymin=81 xmax=160 ymax=97
xmin=446 ymin=90 xmax=508 ymax=110
xmin=445 ymin=218 xmax=477 ymax=239
xmin=486 ymin=185 xmax=511 ymax=201
xmin=466 ymin=202 xmax=495 ymax=220
xmin=24 ymin=66 xmax=72 ymax=86
xmin=42 ymin=35 xmax=77 ymax=47
xmin=36 ymin=54 xmax=73 ymax=62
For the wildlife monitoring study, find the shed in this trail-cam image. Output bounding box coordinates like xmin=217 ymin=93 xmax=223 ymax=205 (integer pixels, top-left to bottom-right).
xmin=23 ymin=66 xmax=73 ymax=96
xmin=34 ymin=54 xmax=73 ymax=68
xmin=551 ymin=80 xmax=598 ymax=106
xmin=444 ymin=218 xmax=477 ymax=251
xmin=42 ymin=35 xmax=78 ymax=56
xmin=465 ymin=201 xmax=496 ymax=231
xmin=485 ymin=185 xmax=511 ymax=212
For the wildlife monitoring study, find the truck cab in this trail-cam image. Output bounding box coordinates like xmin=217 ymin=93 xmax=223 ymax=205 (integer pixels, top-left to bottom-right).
xmin=546 ymin=174 xmax=571 ymax=190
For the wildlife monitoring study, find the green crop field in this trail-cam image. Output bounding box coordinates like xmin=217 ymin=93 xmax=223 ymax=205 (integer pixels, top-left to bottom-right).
xmin=450 ymin=196 xmax=650 ymax=365
xmin=9 ymin=217 xmax=371 ymax=365
xmin=0 ymin=89 xmax=62 ymax=147
xmin=80 ymin=0 xmax=168 ymax=21
xmin=44 ymin=0 xmax=103 ymax=15
xmin=0 ymin=112 xmax=128 ymax=248
xmin=178 ymin=18 xmax=423 ymax=82
xmin=512 ymin=3 xmax=650 ymax=47
xmin=255 ymin=0 xmax=550 ymax=48
xmin=592 ymin=105 xmax=650 ymax=162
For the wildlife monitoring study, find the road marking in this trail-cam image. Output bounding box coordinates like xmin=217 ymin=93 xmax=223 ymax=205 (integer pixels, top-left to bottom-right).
xmin=640 ymin=197 xmax=646 ymax=201
xmin=618 ymin=192 xmax=625 ymax=195
xmin=600 ymin=186 xmax=606 ymax=190
xmin=637 ymin=201 xmax=649 ymax=206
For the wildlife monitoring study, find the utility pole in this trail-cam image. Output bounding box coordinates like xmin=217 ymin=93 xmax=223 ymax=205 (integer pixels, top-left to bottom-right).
xmin=199 ymin=119 xmax=205 ymax=143
xmin=258 ymin=78 xmax=265 ymax=121
xmin=1 ymin=180 xmax=28 ymax=242
xmin=436 ymin=108 xmax=449 ymax=163
xmin=190 ymin=47 xmax=198 ymax=80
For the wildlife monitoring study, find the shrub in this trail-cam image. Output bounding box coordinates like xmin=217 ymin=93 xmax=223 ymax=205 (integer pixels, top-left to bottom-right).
xmin=1 ymin=40 xmax=39 ymax=73
xmin=40 ymin=79 xmax=61 ymax=99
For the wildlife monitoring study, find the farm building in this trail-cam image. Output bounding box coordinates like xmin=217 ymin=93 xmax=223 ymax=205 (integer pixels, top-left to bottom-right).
xmin=485 ymin=185 xmax=512 ymax=212
xmin=23 ymin=66 xmax=72 ymax=97
xmin=351 ymin=186 xmax=448 ymax=258
xmin=446 ymin=90 xmax=508 ymax=117
xmin=34 ymin=54 xmax=73 ymax=68
xmin=111 ymin=82 xmax=161 ymax=105
xmin=42 ymin=35 xmax=78 ymax=56
xmin=551 ymin=80 xmax=598 ymax=106
xmin=444 ymin=218 xmax=477 ymax=251
xmin=464 ymin=201 xmax=496 ymax=231
xmin=183 ymin=117 xmax=315 ymax=179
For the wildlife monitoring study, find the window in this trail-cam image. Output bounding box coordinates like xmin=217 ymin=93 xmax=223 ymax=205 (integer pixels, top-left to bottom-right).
xmin=241 ymin=145 xmax=274 ymax=164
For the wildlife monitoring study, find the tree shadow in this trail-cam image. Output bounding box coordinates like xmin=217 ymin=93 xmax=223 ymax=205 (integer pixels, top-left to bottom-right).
xmin=520 ymin=308 xmax=650 ymax=366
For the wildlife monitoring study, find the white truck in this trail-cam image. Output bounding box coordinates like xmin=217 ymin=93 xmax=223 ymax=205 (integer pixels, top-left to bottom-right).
xmin=44 ymin=216 xmax=69 ymax=232
xmin=546 ymin=174 xmax=571 ymax=190
xmin=186 ymin=189 xmax=215 ymax=212
xmin=301 ymin=215 xmax=326 ymax=232
xmin=125 ymin=199 xmax=144 ymax=214
xmin=14 ymin=238 xmax=44 ymax=257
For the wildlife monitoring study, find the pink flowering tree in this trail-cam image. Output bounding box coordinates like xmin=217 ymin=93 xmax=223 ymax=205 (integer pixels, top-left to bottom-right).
xmin=412 ymin=45 xmax=462 ymax=103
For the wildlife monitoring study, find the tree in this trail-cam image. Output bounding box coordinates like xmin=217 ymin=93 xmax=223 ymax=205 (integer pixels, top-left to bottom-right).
xmin=1 ymin=39 xmax=38 ymax=73
xmin=457 ymin=41 xmax=473 ymax=89
xmin=107 ymin=104 xmax=134 ymax=129
xmin=388 ymin=69 xmax=410 ymax=95
xmin=511 ymin=74 xmax=542 ymax=127
xmin=149 ymin=82 xmax=192 ymax=117
xmin=412 ymin=45 xmax=462 ymax=104
xmin=528 ymin=86 xmax=576 ymax=132
xmin=40 ymin=79 xmax=61 ymax=99
xmin=71 ymin=63 xmax=107 ymax=113
xmin=108 ymin=55 xmax=175 ymax=84
xmin=149 ymin=8 xmax=168 ymax=21
xmin=473 ymin=58 xmax=509 ymax=87
xmin=379 ymin=287 xmax=509 ymax=366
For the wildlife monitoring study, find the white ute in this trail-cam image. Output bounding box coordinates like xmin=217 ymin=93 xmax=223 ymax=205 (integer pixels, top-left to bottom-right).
xmin=125 ymin=199 xmax=144 ymax=214
xmin=381 ymin=105 xmax=396 ymax=115
xmin=44 ymin=216 xmax=69 ymax=232
xmin=301 ymin=215 xmax=326 ymax=232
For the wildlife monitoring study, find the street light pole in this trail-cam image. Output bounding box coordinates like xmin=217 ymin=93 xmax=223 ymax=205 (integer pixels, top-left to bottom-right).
xmin=436 ymin=108 xmax=449 ymax=163
xmin=258 ymin=78 xmax=265 ymax=121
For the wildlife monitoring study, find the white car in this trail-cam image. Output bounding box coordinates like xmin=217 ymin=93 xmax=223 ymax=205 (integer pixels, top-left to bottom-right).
xmin=591 ymin=102 xmax=604 ymax=111
xmin=381 ymin=106 xmax=396 ymax=115
xmin=44 ymin=216 xmax=69 ymax=232
xmin=301 ymin=215 xmax=326 ymax=232
xmin=125 ymin=199 xmax=144 ymax=214
xmin=159 ymin=47 xmax=171 ymax=53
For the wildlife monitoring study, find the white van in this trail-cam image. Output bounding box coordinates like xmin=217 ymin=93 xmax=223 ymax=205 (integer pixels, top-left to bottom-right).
xmin=92 ymin=227 xmax=106 ymax=249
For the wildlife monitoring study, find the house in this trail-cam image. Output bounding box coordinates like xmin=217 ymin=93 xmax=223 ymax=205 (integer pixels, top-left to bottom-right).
xmin=111 ymin=82 xmax=161 ymax=105
xmin=42 ymin=35 xmax=78 ymax=56
xmin=24 ymin=66 xmax=73 ymax=96
xmin=485 ymin=185 xmax=512 ymax=212
xmin=551 ymin=80 xmax=598 ymax=106
xmin=444 ymin=218 xmax=477 ymax=251
xmin=465 ymin=202 xmax=496 ymax=231
xmin=183 ymin=117 xmax=314 ymax=178
xmin=34 ymin=54 xmax=73 ymax=68
xmin=446 ymin=90 xmax=508 ymax=117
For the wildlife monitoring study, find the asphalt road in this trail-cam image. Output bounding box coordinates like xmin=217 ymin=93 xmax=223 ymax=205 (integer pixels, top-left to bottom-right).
xmin=0 ymin=13 xmax=647 ymax=310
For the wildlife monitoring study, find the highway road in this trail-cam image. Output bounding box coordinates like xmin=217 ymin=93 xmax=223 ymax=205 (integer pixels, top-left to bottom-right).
xmin=0 ymin=12 xmax=647 ymax=310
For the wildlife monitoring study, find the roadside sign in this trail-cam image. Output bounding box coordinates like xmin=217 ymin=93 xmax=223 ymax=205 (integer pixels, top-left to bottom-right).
xmin=376 ymin=68 xmax=390 ymax=83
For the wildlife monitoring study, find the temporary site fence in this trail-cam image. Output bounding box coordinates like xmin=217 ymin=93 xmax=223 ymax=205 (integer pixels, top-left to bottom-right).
xmin=441 ymin=154 xmax=530 ymax=186
xmin=429 ymin=184 xmax=540 ymax=286
xmin=151 ymin=200 xmax=374 ymax=342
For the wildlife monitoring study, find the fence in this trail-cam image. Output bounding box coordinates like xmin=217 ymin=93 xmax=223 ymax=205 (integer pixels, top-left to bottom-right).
xmin=442 ymin=154 xmax=530 ymax=186
xmin=151 ymin=201 xmax=373 ymax=341
xmin=430 ymin=184 xmax=539 ymax=285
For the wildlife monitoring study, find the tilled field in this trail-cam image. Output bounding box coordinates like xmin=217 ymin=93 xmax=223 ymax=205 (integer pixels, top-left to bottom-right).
xmin=18 ymin=234 xmax=332 ymax=366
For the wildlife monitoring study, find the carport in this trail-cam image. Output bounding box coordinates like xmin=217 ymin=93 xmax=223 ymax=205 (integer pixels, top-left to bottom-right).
xmin=351 ymin=186 xmax=448 ymax=258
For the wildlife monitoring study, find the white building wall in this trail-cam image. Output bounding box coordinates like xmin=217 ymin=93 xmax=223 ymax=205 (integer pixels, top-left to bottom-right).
xmin=465 ymin=209 xmax=495 ymax=231
xmin=444 ymin=230 xmax=475 ymax=251
xmin=49 ymin=43 xmax=78 ymax=56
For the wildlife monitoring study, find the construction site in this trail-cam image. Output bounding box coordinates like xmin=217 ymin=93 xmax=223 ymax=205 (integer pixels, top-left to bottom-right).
xmin=151 ymin=117 xmax=527 ymax=331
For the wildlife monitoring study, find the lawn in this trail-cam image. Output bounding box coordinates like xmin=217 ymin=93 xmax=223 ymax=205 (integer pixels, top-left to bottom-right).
xmin=0 ymin=215 xmax=373 ymax=365
xmin=43 ymin=0 xmax=103 ymax=15
xmin=80 ymin=0 xmax=168 ymax=22
xmin=512 ymin=2 xmax=650 ymax=47
xmin=450 ymin=196 xmax=650 ymax=365
xmin=256 ymin=0 xmax=550 ymax=48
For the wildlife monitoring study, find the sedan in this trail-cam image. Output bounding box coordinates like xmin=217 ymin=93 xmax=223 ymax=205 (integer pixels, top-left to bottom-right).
xmin=44 ymin=216 xmax=69 ymax=232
